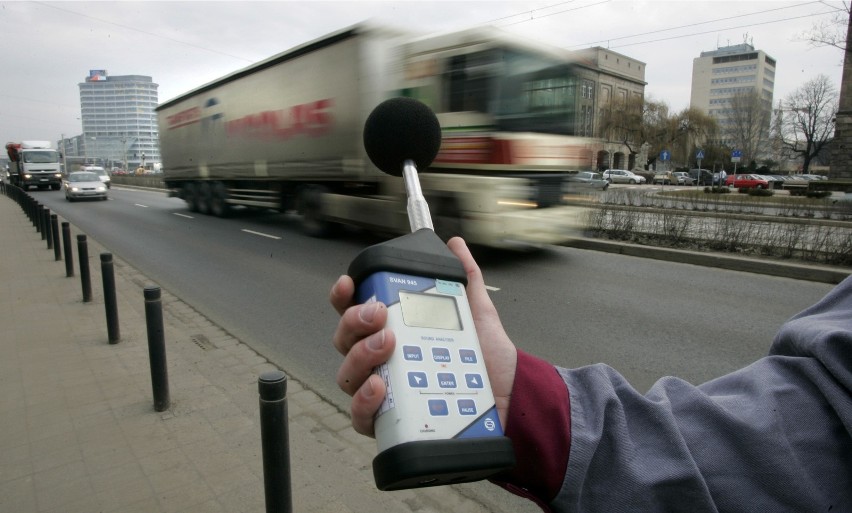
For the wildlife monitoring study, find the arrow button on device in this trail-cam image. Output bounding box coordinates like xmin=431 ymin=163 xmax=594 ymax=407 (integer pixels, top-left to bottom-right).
xmin=408 ymin=371 xmax=428 ymax=388
xmin=465 ymin=373 xmax=484 ymax=389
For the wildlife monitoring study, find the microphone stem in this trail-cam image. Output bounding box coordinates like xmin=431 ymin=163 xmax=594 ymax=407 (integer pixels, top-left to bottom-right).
xmin=402 ymin=159 xmax=434 ymax=233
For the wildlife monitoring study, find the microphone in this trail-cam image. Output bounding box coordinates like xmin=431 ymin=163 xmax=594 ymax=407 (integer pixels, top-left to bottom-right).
xmin=363 ymin=97 xmax=442 ymax=177
xmin=363 ymin=97 xmax=443 ymax=233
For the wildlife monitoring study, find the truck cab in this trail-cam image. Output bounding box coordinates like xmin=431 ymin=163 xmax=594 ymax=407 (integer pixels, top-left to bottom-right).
xmin=5 ymin=141 xmax=63 ymax=191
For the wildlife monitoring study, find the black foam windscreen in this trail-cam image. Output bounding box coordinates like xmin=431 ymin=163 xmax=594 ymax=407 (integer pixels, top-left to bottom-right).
xmin=363 ymin=97 xmax=442 ymax=177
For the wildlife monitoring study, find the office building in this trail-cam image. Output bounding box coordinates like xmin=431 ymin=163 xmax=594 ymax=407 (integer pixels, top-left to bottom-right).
xmin=77 ymin=70 xmax=160 ymax=170
xmin=690 ymin=42 xmax=776 ymax=150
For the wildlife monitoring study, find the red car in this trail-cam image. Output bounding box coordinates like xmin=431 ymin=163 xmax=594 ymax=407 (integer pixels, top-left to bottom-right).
xmin=725 ymin=174 xmax=769 ymax=189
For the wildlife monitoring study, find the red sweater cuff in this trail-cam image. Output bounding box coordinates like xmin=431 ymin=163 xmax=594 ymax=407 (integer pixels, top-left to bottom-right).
xmin=490 ymin=349 xmax=571 ymax=505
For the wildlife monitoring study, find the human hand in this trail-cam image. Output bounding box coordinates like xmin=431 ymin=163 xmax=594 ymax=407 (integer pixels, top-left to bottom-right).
xmin=330 ymin=237 xmax=517 ymax=437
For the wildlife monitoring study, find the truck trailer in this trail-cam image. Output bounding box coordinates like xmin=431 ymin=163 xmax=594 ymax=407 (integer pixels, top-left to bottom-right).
xmin=156 ymin=23 xmax=600 ymax=248
xmin=5 ymin=141 xmax=62 ymax=191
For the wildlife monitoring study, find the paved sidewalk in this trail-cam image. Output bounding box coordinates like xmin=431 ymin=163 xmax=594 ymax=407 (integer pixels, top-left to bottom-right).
xmin=0 ymin=194 xmax=519 ymax=512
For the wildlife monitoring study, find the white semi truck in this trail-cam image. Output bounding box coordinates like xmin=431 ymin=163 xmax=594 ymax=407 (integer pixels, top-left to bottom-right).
xmin=156 ymin=23 xmax=601 ymax=248
xmin=5 ymin=141 xmax=63 ymax=191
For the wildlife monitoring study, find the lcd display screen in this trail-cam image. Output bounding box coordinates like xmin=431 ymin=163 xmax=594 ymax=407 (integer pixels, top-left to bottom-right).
xmin=399 ymin=291 xmax=462 ymax=330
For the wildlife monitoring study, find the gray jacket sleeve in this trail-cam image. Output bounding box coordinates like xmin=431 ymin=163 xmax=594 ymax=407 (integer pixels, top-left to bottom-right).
xmin=552 ymin=276 xmax=852 ymax=512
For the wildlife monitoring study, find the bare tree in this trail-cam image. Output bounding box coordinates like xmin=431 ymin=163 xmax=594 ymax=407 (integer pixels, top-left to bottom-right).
xmin=669 ymin=107 xmax=720 ymax=167
xmin=725 ymin=90 xmax=772 ymax=165
xmin=797 ymin=2 xmax=851 ymax=55
xmin=779 ymin=75 xmax=838 ymax=173
xmin=597 ymin=94 xmax=647 ymax=165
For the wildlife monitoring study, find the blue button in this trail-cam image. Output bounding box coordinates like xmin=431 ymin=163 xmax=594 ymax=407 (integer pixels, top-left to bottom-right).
xmin=408 ymin=372 xmax=428 ymax=388
xmin=465 ymin=373 xmax=484 ymax=389
xmin=403 ymin=346 xmax=423 ymax=361
xmin=457 ymin=399 xmax=477 ymax=415
xmin=437 ymin=372 xmax=457 ymax=388
xmin=428 ymin=399 xmax=449 ymax=416
xmin=459 ymin=349 xmax=477 ymax=364
xmin=432 ymin=347 xmax=451 ymax=362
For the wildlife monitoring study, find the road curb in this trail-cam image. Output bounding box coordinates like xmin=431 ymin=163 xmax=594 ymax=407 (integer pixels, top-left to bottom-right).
xmin=563 ymin=237 xmax=850 ymax=285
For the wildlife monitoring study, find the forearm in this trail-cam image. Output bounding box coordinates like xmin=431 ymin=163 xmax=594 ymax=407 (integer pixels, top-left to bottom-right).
xmin=489 ymin=350 xmax=571 ymax=509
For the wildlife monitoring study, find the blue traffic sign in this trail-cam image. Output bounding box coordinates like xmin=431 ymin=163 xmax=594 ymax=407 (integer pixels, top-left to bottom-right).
xmin=732 ymin=150 xmax=742 ymax=158
xmin=659 ymin=150 xmax=671 ymax=161
xmin=696 ymin=149 xmax=705 ymax=160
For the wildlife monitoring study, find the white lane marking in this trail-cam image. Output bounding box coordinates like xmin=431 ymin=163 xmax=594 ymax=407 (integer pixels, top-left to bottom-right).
xmin=485 ymin=285 xmax=500 ymax=292
xmin=135 ymin=203 xmax=149 ymax=208
xmin=241 ymin=229 xmax=281 ymax=240
xmin=173 ymin=213 xmax=194 ymax=219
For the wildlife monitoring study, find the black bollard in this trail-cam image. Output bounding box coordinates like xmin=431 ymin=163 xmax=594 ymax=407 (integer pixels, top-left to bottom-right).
xmin=51 ymin=215 xmax=61 ymax=261
xmin=62 ymin=222 xmax=74 ymax=277
xmin=34 ymin=201 xmax=42 ymax=233
xmin=77 ymin=235 xmax=92 ymax=303
xmin=100 ymin=253 xmax=120 ymax=344
xmin=144 ymin=286 xmax=170 ymax=412
xmin=40 ymin=206 xmax=49 ymax=241
xmin=259 ymin=370 xmax=292 ymax=513
xmin=45 ymin=208 xmax=53 ymax=250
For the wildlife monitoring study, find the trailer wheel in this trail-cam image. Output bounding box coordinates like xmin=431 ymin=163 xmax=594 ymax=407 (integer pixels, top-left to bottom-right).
xmin=197 ymin=182 xmax=212 ymax=215
xmin=210 ymin=182 xmax=231 ymax=217
xmin=299 ymin=185 xmax=340 ymax=238
xmin=184 ymin=182 xmax=200 ymax=212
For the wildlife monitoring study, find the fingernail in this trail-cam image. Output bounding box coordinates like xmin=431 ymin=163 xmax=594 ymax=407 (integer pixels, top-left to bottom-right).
xmin=361 ymin=377 xmax=375 ymax=398
xmin=331 ymin=275 xmax=346 ymax=296
xmin=367 ymin=330 xmax=385 ymax=351
xmin=359 ymin=302 xmax=381 ymax=323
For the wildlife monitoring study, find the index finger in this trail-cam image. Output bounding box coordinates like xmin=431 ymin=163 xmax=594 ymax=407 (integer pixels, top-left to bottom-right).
xmin=330 ymin=274 xmax=355 ymax=316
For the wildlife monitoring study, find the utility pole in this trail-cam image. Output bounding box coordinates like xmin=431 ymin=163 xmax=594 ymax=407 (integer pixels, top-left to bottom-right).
xmin=830 ymin=9 xmax=852 ymax=179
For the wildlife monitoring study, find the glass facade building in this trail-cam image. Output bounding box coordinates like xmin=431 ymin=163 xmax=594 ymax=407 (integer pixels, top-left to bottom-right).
xmin=78 ymin=70 xmax=160 ymax=170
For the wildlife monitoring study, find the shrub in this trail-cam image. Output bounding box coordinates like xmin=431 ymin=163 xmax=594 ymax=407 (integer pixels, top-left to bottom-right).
xmin=805 ymin=190 xmax=832 ymax=199
xmin=748 ymin=188 xmax=774 ymax=197
xmin=704 ymin=186 xmax=730 ymax=194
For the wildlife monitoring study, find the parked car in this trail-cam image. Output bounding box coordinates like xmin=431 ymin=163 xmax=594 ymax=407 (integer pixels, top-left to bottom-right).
xmin=725 ymin=174 xmax=770 ymax=189
xmin=567 ymin=171 xmax=609 ymax=191
xmin=603 ymin=169 xmax=646 ymax=184
xmin=64 ymin=171 xmax=108 ymax=201
xmin=688 ymin=169 xmax=714 ymax=186
xmin=652 ymin=171 xmax=676 ymax=185
xmin=653 ymin=171 xmax=694 ymax=186
xmin=82 ymin=165 xmax=111 ymax=188
xmin=673 ymin=172 xmax=694 ymax=186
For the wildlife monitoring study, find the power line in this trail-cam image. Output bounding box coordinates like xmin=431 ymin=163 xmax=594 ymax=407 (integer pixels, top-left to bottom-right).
xmin=479 ymin=0 xmax=837 ymax=52
xmin=568 ymin=1 xmax=823 ymax=48
xmin=33 ymin=1 xmax=255 ymax=63
xmin=604 ymin=11 xmax=838 ymax=50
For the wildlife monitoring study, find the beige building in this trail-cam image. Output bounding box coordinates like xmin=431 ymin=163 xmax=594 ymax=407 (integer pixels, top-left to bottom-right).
xmin=572 ymin=47 xmax=647 ymax=170
xmin=690 ymin=43 xmax=776 ymax=148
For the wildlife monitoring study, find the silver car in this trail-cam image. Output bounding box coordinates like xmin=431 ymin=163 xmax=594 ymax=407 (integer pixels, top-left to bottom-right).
xmin=603 ymin=169 xmax=646 ymax=184
xmin=83 ymin=165 xmax=111 ymax=188
xmin=64 ymin=171 xmax=108 ymax=201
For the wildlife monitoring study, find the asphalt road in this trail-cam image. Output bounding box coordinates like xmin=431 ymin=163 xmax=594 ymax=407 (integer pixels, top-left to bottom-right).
xmin=33 ymin=186 xmax=836 ymax=409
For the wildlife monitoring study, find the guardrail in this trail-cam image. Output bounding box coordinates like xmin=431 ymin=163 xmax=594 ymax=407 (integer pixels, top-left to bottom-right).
xmin=110 ymin=175 xmax=166 ymax=189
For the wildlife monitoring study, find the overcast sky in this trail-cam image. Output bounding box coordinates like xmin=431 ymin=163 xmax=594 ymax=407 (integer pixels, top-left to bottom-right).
xmin=1 ymin=0 xmax=847 ymax=147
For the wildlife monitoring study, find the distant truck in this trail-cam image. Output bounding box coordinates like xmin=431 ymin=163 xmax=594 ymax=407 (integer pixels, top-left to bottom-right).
xmin=156 ymin=23 xmax=600 ymax=248
xmin=5 ymin=141 xmax=62 ymax=190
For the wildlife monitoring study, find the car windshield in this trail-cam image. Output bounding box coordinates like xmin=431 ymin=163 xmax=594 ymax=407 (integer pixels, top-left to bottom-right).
xmin=69 ymin=172 xmax=98 ymax=182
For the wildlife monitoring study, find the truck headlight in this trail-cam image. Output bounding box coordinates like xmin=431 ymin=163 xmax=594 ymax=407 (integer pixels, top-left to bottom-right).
xmin=24 ymin=174 xmax=32 ymax=179
xmin=54 ymin=173 xmax=62 ymax=178
xmin=496 ymin=182 xmax=537 ymax=208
